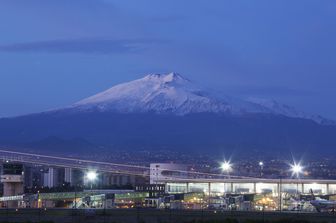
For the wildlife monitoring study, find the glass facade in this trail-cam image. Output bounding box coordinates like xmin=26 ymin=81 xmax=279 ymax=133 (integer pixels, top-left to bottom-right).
xmin=281 ymin=183 xmax=301 ymax=194
xmin=189 ymin=183 xmax=209 ymax=193
xmin=303 ymin=183 xmax=327 ymax=194
xmin=232 ymin=183 xmax=254 ymax=193
xmin=328 ymin=184 xmax=336 ymax=194
xmin=210 ymin=183 xmax=225 ymax=195
xmin=166 ymin=181 xmax=335 ymax=196
xmin=166 ymin=183 xmax=187 ymax=193
xmin=256 ymin=183 xmax=278 ymax=195
xmin=164 ymin=181 xmax=336 ymax=211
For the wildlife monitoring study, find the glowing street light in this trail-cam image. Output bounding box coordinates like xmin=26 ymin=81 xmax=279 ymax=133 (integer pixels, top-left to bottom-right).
xmin=221 ymin=161 xmax=232 ymax=172
xmin=86 ymin=171 xmax=97 ymax=181
xmin=290 ymin=163 xmax=303 ymax=178
xmin=86 ymin=171 xmax=98 ymax=190
xmin=259 ymin=161 xmax=264 ymax=177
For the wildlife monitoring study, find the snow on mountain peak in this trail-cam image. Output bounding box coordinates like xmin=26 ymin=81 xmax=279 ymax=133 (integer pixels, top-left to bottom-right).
xmin=73 ymin=72 xmax=230 ymax=114
xmin=70 ymin=72 xmax=333 ymax=124
xmin=144 ymin=72 xmax=189 ymax=83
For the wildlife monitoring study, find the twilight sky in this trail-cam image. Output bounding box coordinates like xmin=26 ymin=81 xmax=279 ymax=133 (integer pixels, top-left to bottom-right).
xmin=0 ymin=0 xmax=336 ymax=118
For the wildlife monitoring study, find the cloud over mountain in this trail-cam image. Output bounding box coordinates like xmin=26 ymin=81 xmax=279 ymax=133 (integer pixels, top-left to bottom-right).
xmin=0 ymin=38 xmax=158 ymax=54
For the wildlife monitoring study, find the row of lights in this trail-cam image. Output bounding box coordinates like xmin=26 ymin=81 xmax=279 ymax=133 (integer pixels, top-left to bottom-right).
xmin=87 ymin=161 xmax=304 ymax=182
xmin=220 ymin=160 xmax=304 ymax=178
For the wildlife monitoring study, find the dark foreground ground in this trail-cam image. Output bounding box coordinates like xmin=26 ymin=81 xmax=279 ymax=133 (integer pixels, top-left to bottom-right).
xmin=0 ymin=209 xmax=335 ymax=223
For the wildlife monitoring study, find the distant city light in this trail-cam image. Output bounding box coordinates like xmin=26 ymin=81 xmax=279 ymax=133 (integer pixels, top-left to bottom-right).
xmin=290 ymin=163 xmax=303 ymax=177
xmin=259 ymin=161 xmax=264 ymax=166
xmin=86 ymin=171 xmax=97 ymax=181
xmin=221 ymin=161 xmax=232 ymax=172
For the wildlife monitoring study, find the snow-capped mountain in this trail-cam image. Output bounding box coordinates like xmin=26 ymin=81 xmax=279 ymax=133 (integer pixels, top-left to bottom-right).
xmin=73 ymin=72 xmax=256 ymax=115
xmin=246 ymin=98 xmax=335 ymax=125
xmin=70 ymin=72 xmax=332 ymax=125
xmin=1 ymin=72 xmax=336 ymax=155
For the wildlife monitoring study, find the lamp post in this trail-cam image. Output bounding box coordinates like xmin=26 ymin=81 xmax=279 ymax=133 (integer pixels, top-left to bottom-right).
xmin=86 ymin=171 xmax=97 ymax=208
xmin=276 ymin=168 xmax=286 ymax=212
xmin=86 ymin=171 xmax=97 ymax=190
xmin=279 ymin=175 xmax=282 ymax=212
xmin=259 ymin=161 xmax=264 ymax=177
xmin=291 ymin=163 xmax=303 ymax=179
xmin=201 ymin=192 xmax=205 ymax=222
xmin=6 ymin=200 xmax=8 ymax=222
xmin=290 ymin=163 xmax=303 ymax=195
xmin=221 ymin=161 xmax=232 ymax=179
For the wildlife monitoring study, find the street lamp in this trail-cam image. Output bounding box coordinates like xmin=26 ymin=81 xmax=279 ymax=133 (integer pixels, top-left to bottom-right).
xmin=290 ymin=163 xmax=303 ymax=178
xmin=86 ymin=171 xmax=97 ymax=189
xmin=221 ymin=161 xmax=232 ymax=172
xmin=259 ymin=161 xmax=264 ymax=177
xmin=86 ymin=171 xmax=97 ymax=208
xmin=290 ymin=162 xmax=303 ymax=198
xmin=221 ymin=161 xmax=232 ymax=179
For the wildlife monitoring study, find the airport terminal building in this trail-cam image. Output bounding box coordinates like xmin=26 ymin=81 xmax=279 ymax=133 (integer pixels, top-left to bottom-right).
xmin=164 ymin=178 xmax=336 ymax=195
xmin=161 ymin=178 xmax=336 ymax=211
xmin=1 ymin=162 xmax=336 ymax=212
xmin=150 ymin=164 xmax=336 ymax=211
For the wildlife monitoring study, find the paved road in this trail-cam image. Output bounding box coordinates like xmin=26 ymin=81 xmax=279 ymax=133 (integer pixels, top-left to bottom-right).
xmin=0 ymin=208 xmax=335 ymax=223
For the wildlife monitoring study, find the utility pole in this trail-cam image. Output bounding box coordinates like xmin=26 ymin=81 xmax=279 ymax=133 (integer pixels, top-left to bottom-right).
xmin=279 ymin=176 xmax=282 ymax=212
xmin=259 ymin=161 xmax=264 ymax=177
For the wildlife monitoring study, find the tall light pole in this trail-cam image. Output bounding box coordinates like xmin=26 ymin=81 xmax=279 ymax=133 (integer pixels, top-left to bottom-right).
xmin=259 ymin=161 xmax=264 ymax=177
xmin=290 ymin=163 xmax=303 ymax=195
xmin=221 ymin=161 xmax=232 ymax=179
xmin=86 ymin=171 xmax=97 ymax=208
xmin=290 ymin=163 xmax=303 ymax=179
xmin=86 ymin=171 xmax=98 ymax=190
xmin=279 ymin=175 xmax=282 ymax=212
xmin=278 ymin=169 xmax=285 ymax=213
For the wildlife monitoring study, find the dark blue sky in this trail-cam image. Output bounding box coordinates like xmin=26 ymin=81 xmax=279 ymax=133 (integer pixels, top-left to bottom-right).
xmin=1 ymin=0 xmax=336 ymax=118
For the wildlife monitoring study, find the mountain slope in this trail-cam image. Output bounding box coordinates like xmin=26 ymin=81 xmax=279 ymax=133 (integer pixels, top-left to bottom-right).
xmin=70 ymin=72 xmax=258 ymax=115
xmin=0 ymin=112 xmax=335 ymax=155
xmin=0 ymin=72 xmax=335 ymax=155
xmin=63 ymin=72 xmax=332 ymax=125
